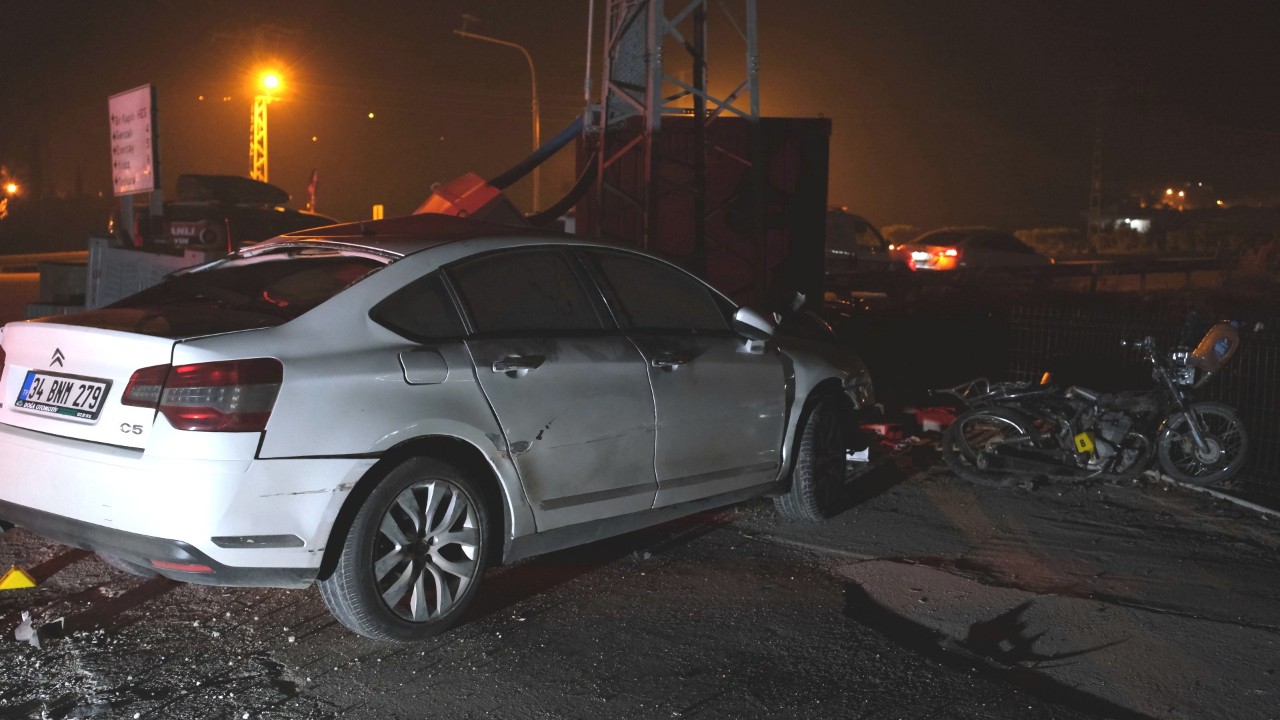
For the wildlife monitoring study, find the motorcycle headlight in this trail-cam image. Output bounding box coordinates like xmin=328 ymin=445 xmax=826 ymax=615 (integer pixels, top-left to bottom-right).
xmin=1168 ymin=353 xmax=1198 ymax=386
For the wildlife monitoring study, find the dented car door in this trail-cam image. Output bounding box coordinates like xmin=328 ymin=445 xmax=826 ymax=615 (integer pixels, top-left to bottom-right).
xmin=449 ymin=247 xmax=658 ymax=531
xmin=581 ymin=249 xmax=788 ymax=508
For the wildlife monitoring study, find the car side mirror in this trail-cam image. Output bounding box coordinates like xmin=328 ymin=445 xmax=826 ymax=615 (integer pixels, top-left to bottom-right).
xmin=732 ymin=307 xmax=775 ymax=342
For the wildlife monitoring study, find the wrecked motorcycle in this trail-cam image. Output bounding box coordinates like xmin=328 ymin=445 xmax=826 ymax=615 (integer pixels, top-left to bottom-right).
xmin=938 ymin=319 xmax=1250 ymax=487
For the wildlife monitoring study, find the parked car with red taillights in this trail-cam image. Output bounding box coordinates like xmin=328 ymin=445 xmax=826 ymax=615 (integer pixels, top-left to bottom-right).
xmin=894 ymin=228 xmax=1052 ymax=271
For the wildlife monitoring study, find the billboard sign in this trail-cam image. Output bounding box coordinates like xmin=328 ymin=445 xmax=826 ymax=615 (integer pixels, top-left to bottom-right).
xmin=109 ymin=84 xmax=157 ymax=196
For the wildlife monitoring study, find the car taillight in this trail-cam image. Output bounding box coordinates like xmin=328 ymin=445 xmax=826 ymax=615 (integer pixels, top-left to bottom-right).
xmin=925 ymin=245 xmax=960 ymax=270
xmin=125 ymin=359 xmax=283 ymax=432
xmin=123 ymin=365 xmax=170 ymax=407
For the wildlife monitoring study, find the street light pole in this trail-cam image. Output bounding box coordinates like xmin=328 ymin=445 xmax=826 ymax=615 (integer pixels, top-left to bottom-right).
xmin=251 ymin=71 xmax=281 ymax=183
xmin=250 ymin=94 xmax=269 ymax=182
xmin=453 ymin=28 xmax=541 ymax=211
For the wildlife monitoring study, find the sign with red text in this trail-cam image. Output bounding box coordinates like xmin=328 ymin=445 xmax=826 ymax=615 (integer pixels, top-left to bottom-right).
xmin=108 ymin=85 xmax=156 ymax=196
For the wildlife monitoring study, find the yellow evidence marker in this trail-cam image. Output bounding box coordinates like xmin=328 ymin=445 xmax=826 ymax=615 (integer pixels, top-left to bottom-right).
xmin=0 ymin=567 xmax=37 ymax=590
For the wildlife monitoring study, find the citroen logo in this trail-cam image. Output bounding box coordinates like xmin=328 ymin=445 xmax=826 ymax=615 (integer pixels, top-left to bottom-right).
xmin=50 ymin=348 xmax=65 ymax=367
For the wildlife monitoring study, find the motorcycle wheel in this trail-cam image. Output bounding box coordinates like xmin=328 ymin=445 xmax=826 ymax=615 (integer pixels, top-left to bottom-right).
xmin=940 ymin=409 xmax=1032 ymax=487
xmin=1156 ymin=402 xmax=1249 ymax=486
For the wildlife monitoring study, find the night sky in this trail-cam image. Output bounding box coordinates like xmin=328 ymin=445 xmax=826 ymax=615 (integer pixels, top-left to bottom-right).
xmin=1 ymin=0 xmax=1278 ymax=231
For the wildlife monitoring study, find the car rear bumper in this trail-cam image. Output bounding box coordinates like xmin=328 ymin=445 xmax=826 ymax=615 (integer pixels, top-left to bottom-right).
xmin=0 ymin=499 xmax=313 ymax=588
xmin=0 ymin=422 xmax=377 ymax=585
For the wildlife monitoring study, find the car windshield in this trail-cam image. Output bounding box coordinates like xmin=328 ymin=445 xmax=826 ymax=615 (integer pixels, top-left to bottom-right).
xmin=41 ymin=254 xmax=385 ymax=338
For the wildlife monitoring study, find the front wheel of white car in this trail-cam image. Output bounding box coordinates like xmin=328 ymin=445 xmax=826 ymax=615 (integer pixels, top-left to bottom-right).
xmin=318 ymin=457 xmax=491 ymax=642
xmin=774 ymin=395 xmax=848 ymax=521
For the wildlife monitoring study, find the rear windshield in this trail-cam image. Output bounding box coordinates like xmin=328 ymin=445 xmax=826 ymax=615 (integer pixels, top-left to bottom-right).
xmin=43 ymin=255 xmax=383 ymax=338
xmin=913 ymin=231 xmax=966 ymax=247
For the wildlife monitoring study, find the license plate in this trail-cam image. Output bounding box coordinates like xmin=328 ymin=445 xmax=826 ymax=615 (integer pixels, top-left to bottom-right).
xmin=14 ymin=370 xmax=113 ymax=422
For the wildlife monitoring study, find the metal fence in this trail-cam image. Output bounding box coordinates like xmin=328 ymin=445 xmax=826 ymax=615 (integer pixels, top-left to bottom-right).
xmin=1005 ymin=303 xmax=1280 ymax=505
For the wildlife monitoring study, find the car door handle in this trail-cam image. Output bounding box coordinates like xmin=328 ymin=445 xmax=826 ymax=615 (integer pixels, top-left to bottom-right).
xmin=491 ymin=355 xmax=545 ymax=373
xmin=650 ymin=352 xmax=692 ymax=369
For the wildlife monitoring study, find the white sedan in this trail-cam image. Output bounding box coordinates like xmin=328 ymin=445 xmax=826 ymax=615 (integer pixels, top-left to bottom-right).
xmin=0 ymin=214 xmax=874 ymax=641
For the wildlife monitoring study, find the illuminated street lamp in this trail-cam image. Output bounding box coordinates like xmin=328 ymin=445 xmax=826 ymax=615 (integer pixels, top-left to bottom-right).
xmin=0 ymin=182 xmax=14 ymax=220
xmin=250 ymin=70 xmax=282 ymax=182
xmin=454 ymin=23 xmax=541 ymax=211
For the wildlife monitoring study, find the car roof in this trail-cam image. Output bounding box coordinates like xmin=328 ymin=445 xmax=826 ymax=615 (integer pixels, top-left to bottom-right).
xmin=272 ymin=213 xmax=566 ymax=257
xmin=912 ymin=227 xmax=1005 ymax=246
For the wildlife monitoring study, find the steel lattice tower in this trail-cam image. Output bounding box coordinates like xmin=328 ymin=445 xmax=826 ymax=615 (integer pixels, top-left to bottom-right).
xmin=590 ymin=0 xmax=760 ymax=277
xmin=250 ymin=95 xmax=269 ymax=182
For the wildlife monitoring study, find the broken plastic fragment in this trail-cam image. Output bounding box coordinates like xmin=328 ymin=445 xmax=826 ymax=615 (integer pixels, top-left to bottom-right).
xmin=14 ymin=611 xmax=36 ymax=648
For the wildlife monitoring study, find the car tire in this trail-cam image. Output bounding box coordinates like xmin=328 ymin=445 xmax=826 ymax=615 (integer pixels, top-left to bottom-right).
xmin=774 ymin=396 xmax=847 ymax=521
xmin=318 ymin=457 xmax=491 ymax=642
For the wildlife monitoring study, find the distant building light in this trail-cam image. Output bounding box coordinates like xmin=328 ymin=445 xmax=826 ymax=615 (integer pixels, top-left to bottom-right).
xmin=1165 ymin=188 xmax=1174 ymax=195
xmin=1216 ymin=200 xmax=1224 ymax=206
xmin=1177 ymin=190 xmax=1185 ymax=198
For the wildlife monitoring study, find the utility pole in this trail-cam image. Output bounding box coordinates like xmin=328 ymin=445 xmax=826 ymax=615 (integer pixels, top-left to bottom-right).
xmin=1087 ymin=90 xmax=1107 ymax=243
xmin=454 ymin=20 xmax=542 ymax=211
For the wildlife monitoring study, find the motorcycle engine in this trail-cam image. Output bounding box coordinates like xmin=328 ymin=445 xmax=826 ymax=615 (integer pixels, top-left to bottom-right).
xmin=1093 ymin=411 xmax=1133 ymax=459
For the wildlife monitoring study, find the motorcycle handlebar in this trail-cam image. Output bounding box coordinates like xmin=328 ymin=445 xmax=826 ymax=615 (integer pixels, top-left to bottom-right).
xmin=1120 ymin=335 xmax=1155 ymax=350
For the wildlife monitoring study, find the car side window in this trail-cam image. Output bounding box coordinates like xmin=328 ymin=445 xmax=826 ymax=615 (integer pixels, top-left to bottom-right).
xmin=1003 ymin=236 xmax=1036 ymax=254
xmin=853 ymin=222 xmax=884 ymax=251
xmin=369 ymin=272 xmax=465 ymax=342
xmin=965 ymin=235 xmax=995 ymax=251
xmin=585 ymin=249 xmax=729 ymax=332
xmin=449 ymin=248 xmax=604 ymax=334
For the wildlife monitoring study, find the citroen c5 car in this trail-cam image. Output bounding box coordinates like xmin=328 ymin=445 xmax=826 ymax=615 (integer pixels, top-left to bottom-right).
xmin=0 ymin=213 xmax=874 ymax=641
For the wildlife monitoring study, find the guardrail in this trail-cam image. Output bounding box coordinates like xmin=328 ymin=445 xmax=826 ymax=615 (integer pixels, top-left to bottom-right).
xmin=1046 ymin=255 xmax=1225 ymax=294
xmin=828 ymin=253 xmax=1236 ymax=299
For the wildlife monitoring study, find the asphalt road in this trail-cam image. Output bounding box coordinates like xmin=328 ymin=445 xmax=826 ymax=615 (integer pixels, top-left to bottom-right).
xmin=0 ymin=506 xmax=1098 ymax=720
xmin=3 ymin=450 xmax=1276 ymax=720
xmin=1 ymin=268 xmax=1277 ymax=719
xmin=738 ymin=457 xmax=1280 ymax=720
